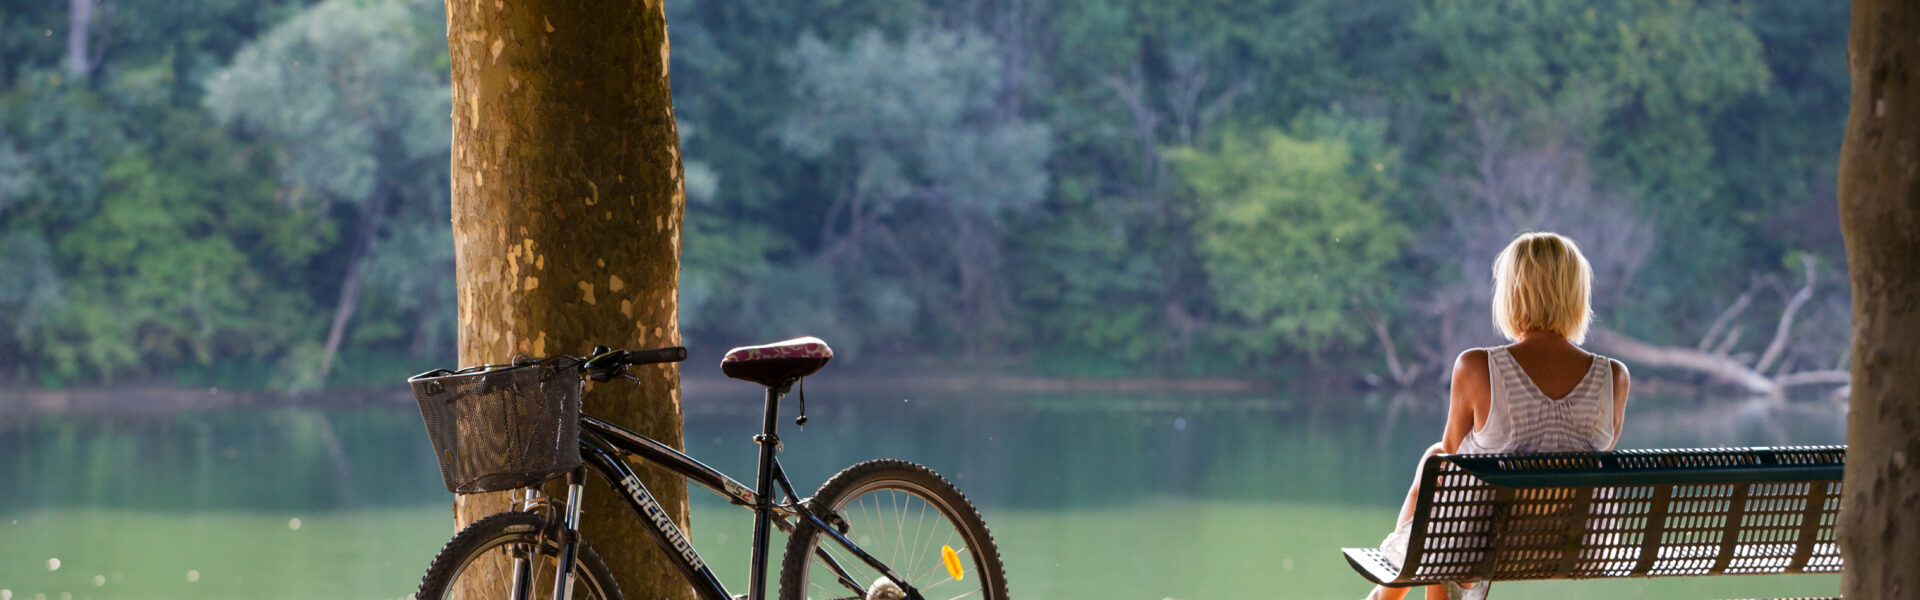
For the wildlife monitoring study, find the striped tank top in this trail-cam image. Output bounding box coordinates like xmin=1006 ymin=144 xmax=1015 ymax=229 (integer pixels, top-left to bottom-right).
xmin=1458 ymin=346 xmax=1616 ymax=454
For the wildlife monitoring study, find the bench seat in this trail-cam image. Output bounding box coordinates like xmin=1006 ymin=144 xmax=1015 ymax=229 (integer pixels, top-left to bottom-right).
xmin=1342 ymin=446 xmax=1844 ymax=592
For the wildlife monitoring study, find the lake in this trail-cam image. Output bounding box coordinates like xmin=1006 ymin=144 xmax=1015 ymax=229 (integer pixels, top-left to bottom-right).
xmin=0 ymin=382 xmax=1846 ymax=599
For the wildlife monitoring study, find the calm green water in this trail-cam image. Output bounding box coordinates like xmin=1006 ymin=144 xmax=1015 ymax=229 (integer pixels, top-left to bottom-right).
xmin=0 ymin=386 xmax=1845 ymax=599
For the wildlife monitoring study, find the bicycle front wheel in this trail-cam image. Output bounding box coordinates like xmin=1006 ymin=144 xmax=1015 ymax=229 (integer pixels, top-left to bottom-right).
xmin=417 ymin=511 xmax=623 ymax=600
xmin=779 ymin=460 xmax=1007 ymax=600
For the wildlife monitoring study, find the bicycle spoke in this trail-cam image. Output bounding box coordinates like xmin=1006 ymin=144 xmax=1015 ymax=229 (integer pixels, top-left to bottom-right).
xmin=908 ymin=498 xmax=930 ymax=577
xmin=891 ymin=490 xmax=906 ymax=566
xmin=864 ymin=496 xmax=879 ymax=542
xmin=916 ymin=573 xmax=964 ymax=596
xmin=809 ymin=544 xmax=862 ymax=598
xmin=909 ymin=540 xmax=959 ymax=584
xmin=910 ymin=562 xmax=946 ymax=588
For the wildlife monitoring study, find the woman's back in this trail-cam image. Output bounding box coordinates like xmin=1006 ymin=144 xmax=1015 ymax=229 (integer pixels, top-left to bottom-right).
xmin=1461 ymin=339 xmax=1622 ymax=454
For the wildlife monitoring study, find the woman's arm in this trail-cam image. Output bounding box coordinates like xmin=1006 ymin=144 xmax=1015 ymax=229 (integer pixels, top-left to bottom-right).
xmin=1607 ymin=358 xmax=1631 ymax=450
xmin=1442 ymin=349 xmax=1491 ymax=453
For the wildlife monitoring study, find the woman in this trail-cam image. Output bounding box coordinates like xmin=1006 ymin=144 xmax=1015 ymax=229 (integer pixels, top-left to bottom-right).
xmin=1365 ymin=232 xmax=1631 ymax=600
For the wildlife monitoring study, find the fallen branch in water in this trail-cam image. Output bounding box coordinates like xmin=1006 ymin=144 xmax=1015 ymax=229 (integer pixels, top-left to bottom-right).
xmin=1588 ymin=256 xmax=1848 ymax=399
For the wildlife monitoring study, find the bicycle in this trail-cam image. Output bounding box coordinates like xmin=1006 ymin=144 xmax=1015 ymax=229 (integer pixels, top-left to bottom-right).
xmin=408 ymin=336 xmax=1008 ymax=600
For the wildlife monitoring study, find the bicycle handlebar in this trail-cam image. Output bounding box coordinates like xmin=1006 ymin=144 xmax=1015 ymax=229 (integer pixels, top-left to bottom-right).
xmin=624 ymin=346 xmax=689 ymax=366
xmin=583 ymin=346 xmax=687 ymax=382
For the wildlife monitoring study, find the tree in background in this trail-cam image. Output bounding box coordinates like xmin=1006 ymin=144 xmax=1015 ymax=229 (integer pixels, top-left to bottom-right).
xmin=1836 ymin=0 xmax=1920 ymax=594
xmin=1166 ymin=121 xmax=1402 ymax=361
xmin=655 ymin=0 xmax=1852 ymax=388
xmin=0 ymin=1 xmax=327 ymax=383
xmin=1402 ymin=98 xmax=1651 ymax=380
xmin=771 ymin=28 xmax=1051 ymax=353
xmin=664 ymin=1 xmax=952 ymax=355
xmin=1008 ymin=0 xmax=1345 ymax=368
xmin=0 ymin=230 xmax=61 ymax=369
xmin=206 ymin=0 xmax=450 ymax=389
xmin=0 ymin=76 xmax=123 ymax=379
xmin=444 ymin=0 xmax=691 ymax=596
xmin=0 ymin=129 xmax=60 ymax=370
xmin=0 ymin=0 xmax=1864 ymax=395
xmin=1408 ymin=0 xmax=1772 ymax=337
xmin=45 ymin=115 xmax=324 ymax=380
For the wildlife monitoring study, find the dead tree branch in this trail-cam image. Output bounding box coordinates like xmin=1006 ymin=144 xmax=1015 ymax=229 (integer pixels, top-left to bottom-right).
xmin=1755 ymin=255 xmax=1817 ymax=374
xmin=1588 ymin=327 xmax=1778 ymax=396
xmin=1588 ymin=256 xmax=1846 ymax=399
xmin=1698 ymin=281 xmax=1758 ymax=351
xmin=1370 ymin=315 xmax=1423 ymax=387
xmin=1774 ymin=370 xmax=1852 ymax=388
xmin=1712 ymin=325 xmax=1745 ymax=356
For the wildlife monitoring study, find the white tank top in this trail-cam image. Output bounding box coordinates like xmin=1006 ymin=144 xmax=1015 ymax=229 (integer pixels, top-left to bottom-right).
xmin=1459 ymin=346 xmax=1616 ymax=454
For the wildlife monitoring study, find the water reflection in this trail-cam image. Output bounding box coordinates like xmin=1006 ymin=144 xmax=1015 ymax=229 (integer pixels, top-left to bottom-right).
xmin=0 ymin=387 xmax=1846 ymax=598
xmin=0 ymin=406 xmax=446 ymax=513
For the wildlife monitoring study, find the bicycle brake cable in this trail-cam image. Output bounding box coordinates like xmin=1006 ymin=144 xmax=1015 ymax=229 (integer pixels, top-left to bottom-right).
xmin=795 ymin=378 xmax=808 ymax=430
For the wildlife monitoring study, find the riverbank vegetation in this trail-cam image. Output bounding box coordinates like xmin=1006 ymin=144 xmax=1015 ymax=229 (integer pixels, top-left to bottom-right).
xmin=0 ymin=0 xmax=1851 ymax=398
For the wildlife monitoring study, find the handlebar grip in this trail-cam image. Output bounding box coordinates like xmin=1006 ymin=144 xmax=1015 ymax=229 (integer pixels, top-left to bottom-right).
xmin=625 ymin=346 xmax=688 ymax=365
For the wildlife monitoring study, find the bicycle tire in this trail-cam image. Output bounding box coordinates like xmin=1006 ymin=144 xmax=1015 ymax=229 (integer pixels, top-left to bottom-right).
xmin=778 ymin=460 xmax=1008 ymax=600
xmin=418 ymin=511 xmax=624 ymax=600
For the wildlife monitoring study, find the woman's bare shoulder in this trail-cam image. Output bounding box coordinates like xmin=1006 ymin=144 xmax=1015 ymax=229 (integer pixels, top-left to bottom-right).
xmin=1608 ymin=358 xmax=1630 ymax=386
xmin=1453 ymin=348 xmax=1491 ymax=382
xmin=1457 ymin=348 xmax=1490 ymax=366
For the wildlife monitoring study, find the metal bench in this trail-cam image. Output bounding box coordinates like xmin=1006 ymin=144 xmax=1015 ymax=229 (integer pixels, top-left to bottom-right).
xmin=1342 ymin=446 xmax=1844 ymax=596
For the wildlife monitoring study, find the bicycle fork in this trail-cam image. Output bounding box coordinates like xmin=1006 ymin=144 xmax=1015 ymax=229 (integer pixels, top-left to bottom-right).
xmin=508 ymin=469 xmax=588 ymax=600
xmin=552 ymin=468 xmax=589 ymax=600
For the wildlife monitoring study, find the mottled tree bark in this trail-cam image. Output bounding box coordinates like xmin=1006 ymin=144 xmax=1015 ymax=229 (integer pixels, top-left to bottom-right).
xmin=446 ymin=0 xmax=690 ymax=598
xmin=1838 ymin=1 xmax=1920 ymax=598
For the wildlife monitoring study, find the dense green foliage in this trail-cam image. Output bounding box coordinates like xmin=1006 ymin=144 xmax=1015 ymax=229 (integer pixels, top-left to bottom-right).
xmin=1168 ymin=124 xmax=1401 ymax=359
xmin=0 ymin=0 xmax=1851 ymax=388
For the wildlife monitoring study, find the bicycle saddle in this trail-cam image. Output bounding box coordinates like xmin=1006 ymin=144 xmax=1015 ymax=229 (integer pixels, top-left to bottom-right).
xmin=720 ymin=336 xmax=833 ymax=388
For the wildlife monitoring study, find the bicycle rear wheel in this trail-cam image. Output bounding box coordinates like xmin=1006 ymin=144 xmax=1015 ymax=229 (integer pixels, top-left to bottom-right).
xmin=418 ymin=511 xmax=623 ymax=600
xmin=779 ymin=460 xmax=1007 ymax=600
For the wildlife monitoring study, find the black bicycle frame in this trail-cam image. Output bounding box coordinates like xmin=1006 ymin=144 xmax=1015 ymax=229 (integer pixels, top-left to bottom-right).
xmin=568 ymin=387 xmax=919 ymax=600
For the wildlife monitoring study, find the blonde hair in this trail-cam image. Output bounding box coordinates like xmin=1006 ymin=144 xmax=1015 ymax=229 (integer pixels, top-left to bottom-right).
xmin=1491 ymin=232 xmax=1594 ymax=344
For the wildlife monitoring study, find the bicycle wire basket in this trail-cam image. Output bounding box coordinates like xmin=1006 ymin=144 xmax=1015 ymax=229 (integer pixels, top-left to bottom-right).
xmin=409 ymin=355 xmax=584 ymax=494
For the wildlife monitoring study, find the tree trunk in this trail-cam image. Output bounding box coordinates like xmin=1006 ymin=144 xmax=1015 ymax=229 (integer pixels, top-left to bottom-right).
xmin=446 ymin=1 xmax=690 ymax=598
xmin=1838 ymin=1 xmax=1920 ymax=598
xmin=64 ymin=0 xmax=98 ymax=78
xmin=314 ymin=191 xmax=389 ymax=385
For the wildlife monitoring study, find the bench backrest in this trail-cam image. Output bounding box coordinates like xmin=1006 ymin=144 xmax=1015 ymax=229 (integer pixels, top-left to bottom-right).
xmin=1399 ymin=446 xmax=1844 ymax=583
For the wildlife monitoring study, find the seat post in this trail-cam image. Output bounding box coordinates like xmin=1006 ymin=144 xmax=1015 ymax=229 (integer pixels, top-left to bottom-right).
xmin=747 ymin=382 xmax=787 ymax=600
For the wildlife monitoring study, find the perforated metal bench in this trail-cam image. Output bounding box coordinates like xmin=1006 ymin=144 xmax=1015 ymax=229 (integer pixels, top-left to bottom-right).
xmin=1342 ymin=446 xmax=1844 ymax=597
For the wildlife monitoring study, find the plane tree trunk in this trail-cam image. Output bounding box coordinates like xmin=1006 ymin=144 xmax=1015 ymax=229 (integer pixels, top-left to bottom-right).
xmin=446 ymin=0 xmax=690 ymax=597
xmin=1837 ymin=1 xmax=1920 ymax=598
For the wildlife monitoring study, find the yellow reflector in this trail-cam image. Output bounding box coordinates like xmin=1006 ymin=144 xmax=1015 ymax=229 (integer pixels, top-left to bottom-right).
xmin=941 ymin=545 xmax=964 ymax=580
